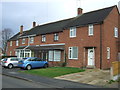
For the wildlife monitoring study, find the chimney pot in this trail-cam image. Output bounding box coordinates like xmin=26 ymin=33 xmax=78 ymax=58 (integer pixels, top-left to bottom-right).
xmin=20 ymin=25 xmax=23 ymax=34
xmin=33 ymin=21 xmax=36 ymax=28
xmin=77 ymin=8 xmax=83 ymax=15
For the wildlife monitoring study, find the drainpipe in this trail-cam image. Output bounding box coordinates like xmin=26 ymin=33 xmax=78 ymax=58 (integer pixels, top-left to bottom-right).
xmin=100 ymin=22 xmax=103 ymax=69
xmin=23 ymin=36 xmax=30 ymax=57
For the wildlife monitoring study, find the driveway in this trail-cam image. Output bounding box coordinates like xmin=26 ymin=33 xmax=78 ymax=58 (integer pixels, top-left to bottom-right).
xmin=55 ymin=69 xmax=119 ymax=88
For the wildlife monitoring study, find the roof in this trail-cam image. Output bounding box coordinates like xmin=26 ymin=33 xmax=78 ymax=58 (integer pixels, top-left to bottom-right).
xmin=21 ymin=18 xmax=74 ymax=36
xmin=8 ymin=30 xmax=29 ymax=41
xmin=16 ymin=45 xmax=65 ymax=50
xmin=8 ymin=5 xmax=117 ymax=41
xmin=65 ymin=5 xmax=115 ymax=28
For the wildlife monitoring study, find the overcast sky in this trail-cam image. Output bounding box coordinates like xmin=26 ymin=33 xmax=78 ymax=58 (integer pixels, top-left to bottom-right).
xmin=1 ymin=0 xmax=120 ymax=35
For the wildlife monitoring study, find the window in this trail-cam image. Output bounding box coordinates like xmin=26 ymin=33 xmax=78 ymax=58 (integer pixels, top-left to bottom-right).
xmin=11 ymin=58 xmax=18 ymax=61
xmin=54 ymin=33 xmax=59 ymax=41
xmin=16 ymin=40 xmax=19 ymax=46
xmin=70 ymin=27 xmax=76 ymax=37
xmin=88 ymin=24 xmax=94 ymax=36
xmin=42 ymin=35 xmax=46 ymax=42
xmin=10 ymin=51 xmax=12 ymax=56
xmin=114 ymin=27 xmax=118 ymax=38
xmin=48 ymin=50 xmax=61 ymax=61
xmin=69 ymin=47 xmax=78 ymax=59
xmin=29 ymin=37 xmax=34 ymax=43
xmin=10 ymin=41 xmax=12 ymax=46
xmin=22 ymin=38 xmax=25 ymax=44
xmin=107 ymin=47 xmax=110 ymax=59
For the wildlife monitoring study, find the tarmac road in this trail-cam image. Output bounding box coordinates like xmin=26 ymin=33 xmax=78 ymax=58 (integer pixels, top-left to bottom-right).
xmin=2 ymin=75 xmax=55 ymax=88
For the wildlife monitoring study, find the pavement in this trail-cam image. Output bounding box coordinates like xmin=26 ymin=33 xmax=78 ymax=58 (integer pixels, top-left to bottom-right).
xmin=2 ymin=67 xmax=101 ymax=88
xmin=55 ymin=69 xmax=120 ymax=88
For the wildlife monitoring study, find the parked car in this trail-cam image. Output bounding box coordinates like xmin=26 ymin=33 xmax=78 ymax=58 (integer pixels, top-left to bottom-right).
xmin=1 ymin=57 xmax=21 ymax=69
xmin=0 ymin=58 xmax=4 ymax=65
xmin=18 ymin=57 xmax=48 ymax=70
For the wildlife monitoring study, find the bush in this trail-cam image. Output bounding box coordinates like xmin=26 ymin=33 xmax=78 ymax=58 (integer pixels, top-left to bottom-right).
xmin=62 ymin=62 xmax=67 ymax=67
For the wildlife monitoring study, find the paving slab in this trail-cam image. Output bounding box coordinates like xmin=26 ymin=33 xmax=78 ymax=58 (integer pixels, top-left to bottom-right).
xmin=55 ymin=69 xmax=119 ymax=88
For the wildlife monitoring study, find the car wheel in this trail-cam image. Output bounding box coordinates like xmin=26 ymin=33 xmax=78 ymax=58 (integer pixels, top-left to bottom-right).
xmin=26 ymin=65 xmax=32 ymax=70
xmin=8 ymin=64 xmax=13 ymax=69
xmin=43 ymin=64 xmax=48 ymax=68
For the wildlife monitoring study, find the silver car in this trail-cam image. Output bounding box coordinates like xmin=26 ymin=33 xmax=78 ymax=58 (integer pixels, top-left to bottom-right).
xmin=2 ymin=57 xmax=20 ymax=69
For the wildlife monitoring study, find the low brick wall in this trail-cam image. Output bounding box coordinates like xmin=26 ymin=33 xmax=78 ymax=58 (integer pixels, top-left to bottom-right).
xmin=110 ymin=61 xmax=120 ymax=80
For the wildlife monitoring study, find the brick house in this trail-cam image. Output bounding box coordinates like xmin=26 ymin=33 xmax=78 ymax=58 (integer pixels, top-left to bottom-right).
xmin=7 ymin=5 xmax=120 ymax=69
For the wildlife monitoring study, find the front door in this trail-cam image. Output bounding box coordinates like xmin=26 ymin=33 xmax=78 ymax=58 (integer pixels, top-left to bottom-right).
xmin=88 ymin=48 xmax=95 ymax=66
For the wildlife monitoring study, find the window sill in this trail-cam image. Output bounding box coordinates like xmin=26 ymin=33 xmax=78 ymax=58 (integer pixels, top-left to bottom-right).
xmin=88 ymin=35 xmax=93 ymax=36
xmin=70 ymin=36 xmax=76 ymax=38
xmin=69 ymin=58 xmax=78 ymax=60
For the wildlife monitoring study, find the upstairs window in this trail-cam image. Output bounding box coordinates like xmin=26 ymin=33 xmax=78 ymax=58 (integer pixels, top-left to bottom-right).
xmin=114 ymin=27 xmax=118 ymax=38
xmin=88 ymin=24 xmax=94 ymax=36
xmin=22 ymin=38 xmax=25 ymax=44
xmin=54 ymin=33 xmax=59 ymax=41
xmin=29 ymin=37 xmax=34 ymax=43
xmin=42 ymin=35 xmax=46 ymax=42
xmin=69 ymin=47 xmax=78 ymax=59
xmin=16 ymin=40 xmax=19 ymax=46
xmin=70 ymin=27 xmax=76 ymax=38
xmin=10 ymin=41 xmax=12 ymax=46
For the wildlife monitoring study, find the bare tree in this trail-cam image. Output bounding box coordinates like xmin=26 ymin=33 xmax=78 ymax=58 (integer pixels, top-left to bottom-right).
xmin=1 ymin=28 xmax=14 ymax=55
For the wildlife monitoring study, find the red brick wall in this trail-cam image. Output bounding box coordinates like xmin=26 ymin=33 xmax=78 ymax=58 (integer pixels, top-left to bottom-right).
xmin=101 ymin=7 xmax=119 ymax=69
xmin=7 ymin=40 xmax=19 ymax=56
xmin=64 ymin=24 xmax=101 ymax=68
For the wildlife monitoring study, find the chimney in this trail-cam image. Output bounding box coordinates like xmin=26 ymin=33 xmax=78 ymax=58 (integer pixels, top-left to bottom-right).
xmin=20 ymin=25 xmax=23 ymax=34
xmin=33 ymin=21 xmax=36 ymax=28
xmin=77 ymin=8 xmax=83 ymax=15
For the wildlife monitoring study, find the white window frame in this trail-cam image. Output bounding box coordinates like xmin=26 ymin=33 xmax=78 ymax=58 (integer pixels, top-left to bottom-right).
xmin=88 ymin=24 xmax=94 ymax=36
xmin=69 ymin=47 xmax=78 ymax=59
xmin=107 ymin=47 xmax=110 ymax=59
xmin=16 ymin=40 xmax=19 ymax=46
xmin=42 ymin=35 xmax=46 ymax=42
xmin=70 ymin=27 xmax=76 ymax=38
xmin=48 ymin=50 xmax=61 ymax=61
xmin=22 ymin=38 xmax=25 ymax=44
xmin=54 ymin=33 xmax=59 ymax=41
xmin=10 ymin=41 xmax=12 ymax=46
xmin=114 ymin=27 xmax=118 ymax=38
xmin=29 ymin=37 xmax=34 ymax=43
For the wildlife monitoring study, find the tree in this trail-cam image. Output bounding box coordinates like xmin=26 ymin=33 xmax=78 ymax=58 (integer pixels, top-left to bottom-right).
xmin=1 ymin=28 xmax=14 ymax=55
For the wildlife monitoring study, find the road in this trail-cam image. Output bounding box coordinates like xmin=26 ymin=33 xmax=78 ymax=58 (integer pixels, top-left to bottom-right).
xmin=2 ymin=67 xmax=99 ymax=88
xmin=2 ymin=75 xmax=55 ymax=88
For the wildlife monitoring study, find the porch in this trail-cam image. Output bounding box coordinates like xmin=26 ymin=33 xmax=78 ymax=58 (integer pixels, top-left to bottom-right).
xmin=15 ymin=44 xmax=66 ymax=66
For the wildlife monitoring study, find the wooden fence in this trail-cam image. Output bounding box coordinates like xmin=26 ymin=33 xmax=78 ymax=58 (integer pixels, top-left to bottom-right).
xmin=111 ymin=61 xmax=120 ymax=80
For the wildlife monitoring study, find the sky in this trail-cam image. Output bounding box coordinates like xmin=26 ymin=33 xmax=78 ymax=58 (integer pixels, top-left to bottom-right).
xmin=1 ymin=0 xmax=120 ymax=36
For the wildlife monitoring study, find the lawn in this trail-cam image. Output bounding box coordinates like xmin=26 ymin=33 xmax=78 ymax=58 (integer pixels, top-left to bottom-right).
xmin=19 ymin=67 xmax=85 ymax=78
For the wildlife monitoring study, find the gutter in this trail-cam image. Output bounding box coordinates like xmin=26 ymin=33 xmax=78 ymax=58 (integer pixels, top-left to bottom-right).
xmin=19 ymin=34 xmax=36 ymax=38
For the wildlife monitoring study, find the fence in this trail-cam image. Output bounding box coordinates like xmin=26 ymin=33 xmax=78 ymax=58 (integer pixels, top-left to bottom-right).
xmin=110 ymin=61 xmax=120 ymax=80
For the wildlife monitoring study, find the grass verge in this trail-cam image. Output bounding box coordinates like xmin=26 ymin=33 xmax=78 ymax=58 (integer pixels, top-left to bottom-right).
xmin=19 ymin=67 xmax=85 ymax=78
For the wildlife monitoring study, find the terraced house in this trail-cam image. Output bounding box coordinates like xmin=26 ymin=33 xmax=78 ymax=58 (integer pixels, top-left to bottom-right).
xmin=7 ymin=5 xmax=120 ymax=69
